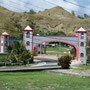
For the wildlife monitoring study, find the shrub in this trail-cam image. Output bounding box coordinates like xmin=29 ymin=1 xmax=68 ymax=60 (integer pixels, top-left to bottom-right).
xmin=47 ymin=31 xmax=66 ymax=36
xmin=0 ymin=56 xmax=10 ymax=66
xmin=70 ymin=48 xmax=75 ymax=55
xmin=20 ymin=50 xmax=33 ymax=65
xmin=87 ymin=47 xmax=90 ymax=55
xmin=87 ymin=54 xmax=90 ymax=64
xmin=58 ymin=55 xmax=72 ymax=69
xmin=0 ymin=56 xmax=10 ymax=62
xmin=10 ymin=33 xmax=23 ymax=39
xmin=0 ymin=62 xmax=12 ymax=67
xmin=7 ymin=42 xmax=33 ymax=65
xmin=6 ymin=45 xmax=13 ymax=53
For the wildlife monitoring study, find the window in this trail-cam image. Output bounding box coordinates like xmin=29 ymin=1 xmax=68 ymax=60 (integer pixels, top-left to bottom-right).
xmin=38 ymin=51 xmax=40 ymax=54
xmin=81 ymin=33 xmax=84 ymax=39
xmin=80 ymin=42 xmax=84 ymax=46
xmin=38 ymin=45 xmax=40 ymax=47
xmin=80 ymin=53 xmax=84 ymax=57
xmin=6 ymin=36 xmax=7 ymax=38
xmin=26 ymin=41 xmax=30 ymax=46
xmin=26 ymin=32 xmax=30 ymax=38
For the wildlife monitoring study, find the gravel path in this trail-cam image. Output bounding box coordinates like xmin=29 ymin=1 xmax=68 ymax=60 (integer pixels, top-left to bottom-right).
xmin=47 ymin=69 xmax=90 ymax=78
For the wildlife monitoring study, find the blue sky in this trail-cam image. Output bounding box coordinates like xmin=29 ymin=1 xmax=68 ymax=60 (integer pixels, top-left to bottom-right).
xmin=0 ymin=0 xmax=90 ymax=16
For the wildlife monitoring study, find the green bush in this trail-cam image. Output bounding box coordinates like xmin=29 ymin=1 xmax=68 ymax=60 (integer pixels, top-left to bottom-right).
xmin=87 ymin=47 xmax=90 ymax=55
xmin=87 ymin=54 xmax=90 ymax=64
xmin=58 ymin=55 xmax=72 ymax=69
xmin=47 ymin=31 xmax=66 ymax=36
xmin=0 ymin=56 xmax=11 ymax=66
xmin=70 ymin=48 xmax=75 ymax=55
xmin=10 ymin=33 xmax=23 ymax=39
xmin=20 ymin=50 xmax=33 ymax=65
xmin=0 ymin=56 xmax=10 ymax=62
xmin=7 ymin=42 xmax=33 ymax=65
xmin=0 ymin=62 xmax=12 ymax=67
xmin=29 ymin=9 xmax=36 ymax=14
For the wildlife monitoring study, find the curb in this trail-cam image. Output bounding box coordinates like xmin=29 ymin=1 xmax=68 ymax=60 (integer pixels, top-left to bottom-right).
xmin=47 ymin=70 xmax=90 ymax=78
xmin=0 ymin=66 xmax=61 ymax=72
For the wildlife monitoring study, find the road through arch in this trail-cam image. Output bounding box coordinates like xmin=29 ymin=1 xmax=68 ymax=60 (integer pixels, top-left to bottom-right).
xmin=33 ymin=40 xmax=78 ymax=60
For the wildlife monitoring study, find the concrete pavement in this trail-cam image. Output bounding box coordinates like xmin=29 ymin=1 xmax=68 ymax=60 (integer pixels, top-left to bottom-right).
xmin=0 ymin=56 xmax=82 ymax=72
xmin=0 ymin=58 xmax=60 ymax=72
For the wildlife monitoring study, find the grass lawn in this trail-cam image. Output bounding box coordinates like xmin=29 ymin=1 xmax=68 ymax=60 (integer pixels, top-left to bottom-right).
xmin=0 ymin=71 xmax=90 ymax=90
xmin=45 ymin=51 xmax=71 ymax=56
xmin=42 ymin=46 xmax=74 ymax=56
xmin=77 ymin=63 xmax=90 ymax=70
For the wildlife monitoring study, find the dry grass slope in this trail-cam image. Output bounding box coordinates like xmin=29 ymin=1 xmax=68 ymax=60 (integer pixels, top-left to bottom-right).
xmin=0 ymin=6 xmax=90 ymax=36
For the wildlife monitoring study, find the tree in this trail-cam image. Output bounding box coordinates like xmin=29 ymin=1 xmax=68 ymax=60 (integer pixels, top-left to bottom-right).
xmin=87 ymin=39 xmax=90 ymax=47
xmin=38 ymin=11 xmax=41 ymax=13
xmin=7 ymin=42 xmax=33 ymax=64
xmin=29 ymin=9 xmax=36 ymax=14
xmin=28 ymin=20 xmax=35 ymax=29
xmin=84 ymin=13 xmax=88 ymax=18
xmin=20 ymin=50 xmax=33 ymax=65
xmin=6 ymin=45 xmax=13 ymax=53
xmin=47 ymin=31 xmax=66 ymax=36
xmin=77 ymin=15 xmax=84 ymax=19
xmin=10 ymin=33 xmax=23 ymax=39
xmin=72 ymin=11 xmax=75 ymax=16
xmin=7 ymin=42 xmax=24 ymax=63
xmin=87 ymin=54 xmax=90 ymax=64
xmin=87 ymin=47 xmax=90 ymax=55
xmin=0 ymin=56 xmax=10 ymax=66
xmin=70 ymin=48 xmax=75 ymax=55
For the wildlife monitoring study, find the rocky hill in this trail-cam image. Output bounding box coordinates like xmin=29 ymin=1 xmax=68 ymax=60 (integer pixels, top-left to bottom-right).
xmin=0 ymin=6 xmax=90 ymax=36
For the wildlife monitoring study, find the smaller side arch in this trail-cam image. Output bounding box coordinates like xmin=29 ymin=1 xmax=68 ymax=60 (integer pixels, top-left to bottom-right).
xmin=33 ymin=40 xmax=78 ymax=60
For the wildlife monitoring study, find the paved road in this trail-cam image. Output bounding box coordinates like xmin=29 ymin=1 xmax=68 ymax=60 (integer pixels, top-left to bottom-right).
xmin=0 ymin=57 xmax=60 ymax=72
xmin=0 ymin=57 xmax=81 ymax=72
xmin=34 ymin=57 xmax=58 ymax=63
xmin=33 ymin=57 xmax=58 ymax=67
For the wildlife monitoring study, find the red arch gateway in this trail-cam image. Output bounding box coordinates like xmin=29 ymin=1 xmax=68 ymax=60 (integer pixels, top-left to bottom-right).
xmin=33 ymin=40 xmax=78 ymax=60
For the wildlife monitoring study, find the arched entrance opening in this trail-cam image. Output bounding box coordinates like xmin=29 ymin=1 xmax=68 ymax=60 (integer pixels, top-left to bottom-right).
xmin=33 ymin=40 xmax=78 ymax=60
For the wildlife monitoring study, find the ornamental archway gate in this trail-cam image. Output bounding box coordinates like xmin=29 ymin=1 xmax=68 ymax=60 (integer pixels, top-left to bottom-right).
xmin=23 ymin=26 xmax=87 ymax=63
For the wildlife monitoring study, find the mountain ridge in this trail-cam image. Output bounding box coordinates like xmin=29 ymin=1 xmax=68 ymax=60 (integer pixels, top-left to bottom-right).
xmin=0 ymin=6 xmax=90 ymax=36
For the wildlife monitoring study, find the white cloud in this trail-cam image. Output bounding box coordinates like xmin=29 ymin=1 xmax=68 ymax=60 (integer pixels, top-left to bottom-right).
xmin=51 ymin=0 xmax=80 ymax=13
xmin=62 ymin=0 xmax=80 ymax=13
xmin=28 ymin=0 xmax=80 ymax=13
xmin=84 ymin=5 xmax=90 ymax=15
xmin=0 ymin=0 xmax=80 ymax=14
xmin=0 ymin=0 xmax=29 ymax=12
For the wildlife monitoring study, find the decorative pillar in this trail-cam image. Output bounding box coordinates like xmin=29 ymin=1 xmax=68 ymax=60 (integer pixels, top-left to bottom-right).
xmin=76 ymin=27 xmax=87 ymax=63
xmin=23 ymin=25 xmax=33 ymax=52
xmin=0 ymin=32 xmax=9 ymax=53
